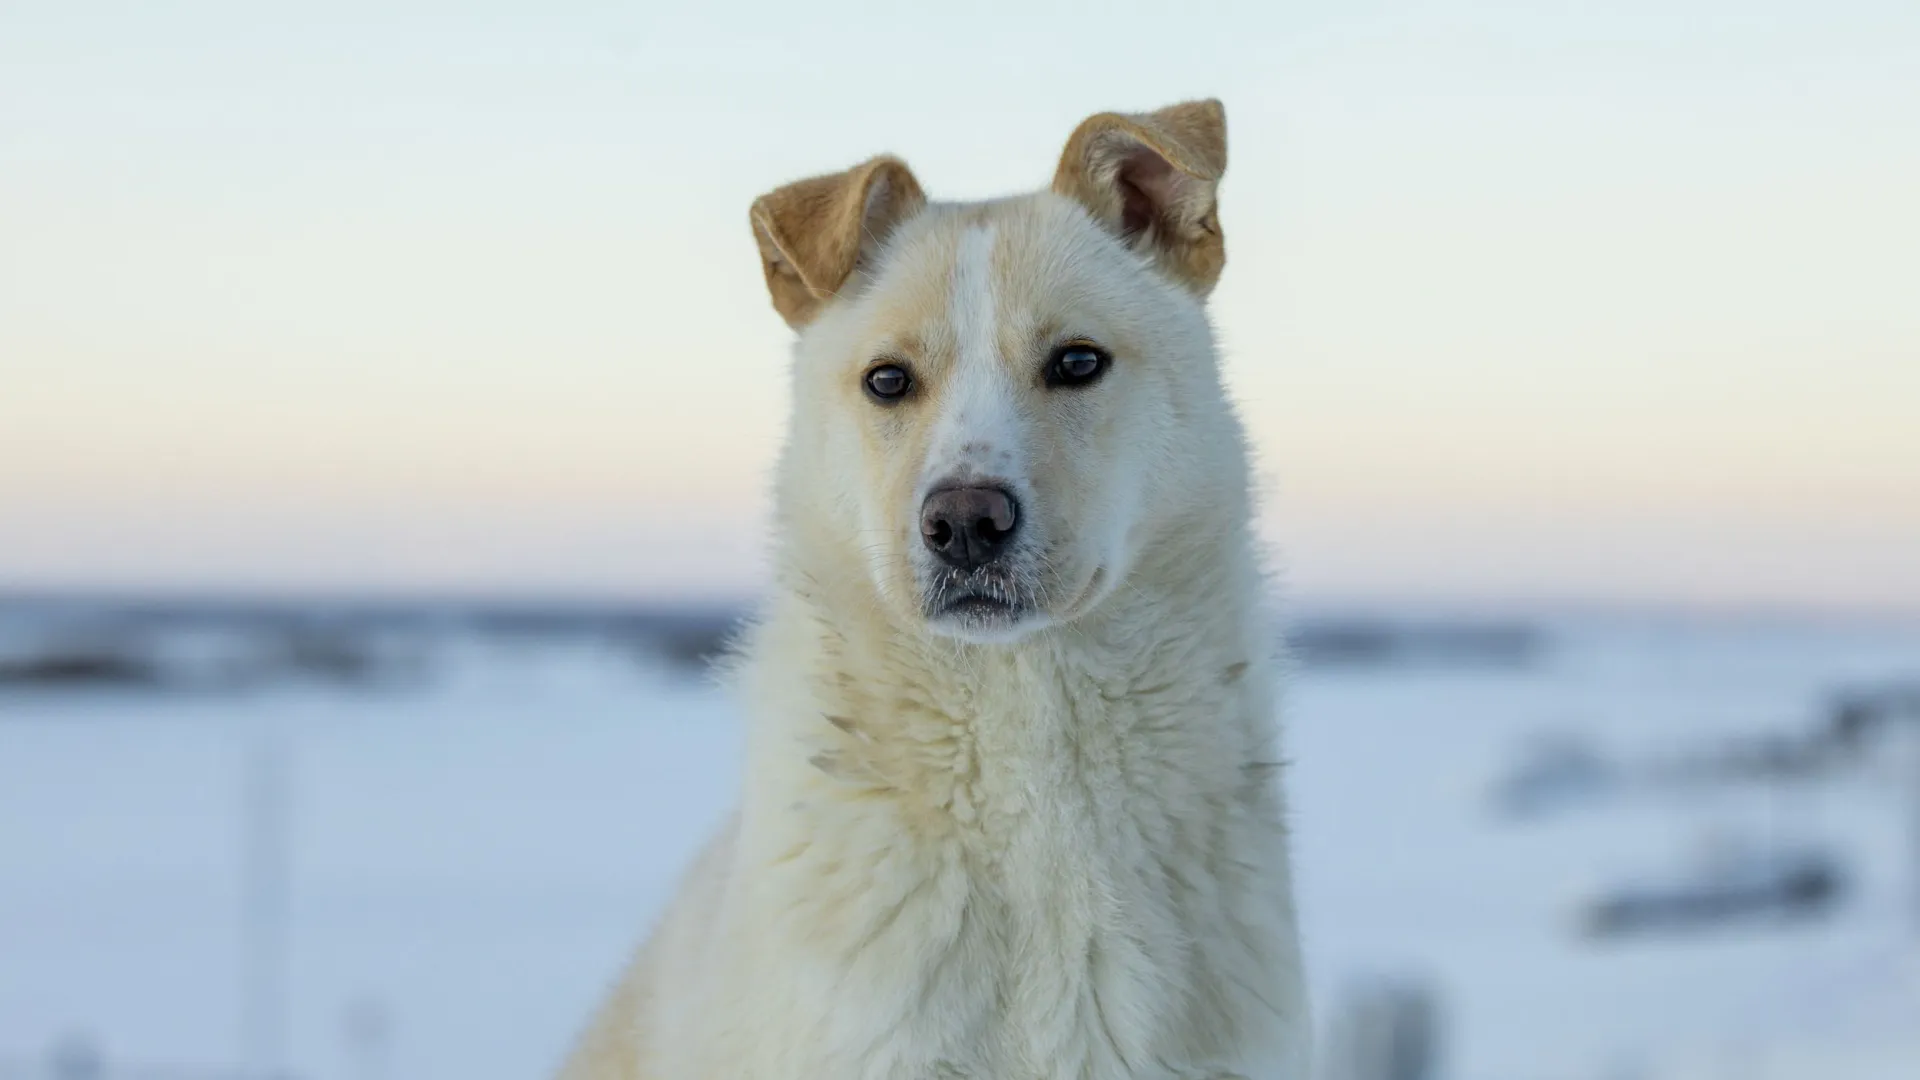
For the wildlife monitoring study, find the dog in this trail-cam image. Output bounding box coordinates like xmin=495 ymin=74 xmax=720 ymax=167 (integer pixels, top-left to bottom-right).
xmin=556 ymin=98 xmax=1308 ymax=1080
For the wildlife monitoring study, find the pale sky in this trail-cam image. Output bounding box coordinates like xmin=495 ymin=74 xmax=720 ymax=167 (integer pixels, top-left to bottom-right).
xmin=3 ymin=1 xmax=1917 ymax=611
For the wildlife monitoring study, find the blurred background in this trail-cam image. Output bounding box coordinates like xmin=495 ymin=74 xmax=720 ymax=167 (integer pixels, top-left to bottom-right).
xmin=2 ymin=2 xmax=1917 ymax=1079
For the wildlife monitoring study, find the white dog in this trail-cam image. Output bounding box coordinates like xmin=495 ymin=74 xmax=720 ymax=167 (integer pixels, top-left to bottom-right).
xmin=558 ymin=99 xmax=1308 ymax=1080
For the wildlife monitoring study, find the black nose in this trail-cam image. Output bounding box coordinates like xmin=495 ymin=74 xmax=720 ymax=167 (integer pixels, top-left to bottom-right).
xmin=920 ymin=485 xmax=1020 ymax=570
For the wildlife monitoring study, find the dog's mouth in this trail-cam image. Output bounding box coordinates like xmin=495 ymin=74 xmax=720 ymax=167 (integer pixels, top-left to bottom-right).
xmin=930 ymin=592 xmax=1031 ymax=640
xmin=941 ymin=592 xmax=1019 ymax=619
xmin=921 ymin=568 xmax=1039 ymax=640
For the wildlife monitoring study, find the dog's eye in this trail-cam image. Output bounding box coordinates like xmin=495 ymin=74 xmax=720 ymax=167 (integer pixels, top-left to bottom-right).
xmin=1045 ymin=344 xmax=1110 ymax=388
xmin=864 ymin=364 xmax=912 ymax=402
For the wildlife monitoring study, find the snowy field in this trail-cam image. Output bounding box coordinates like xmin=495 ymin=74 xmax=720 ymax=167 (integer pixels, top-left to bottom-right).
xmin=2 ymin=611 xmax=1918 ymax=1080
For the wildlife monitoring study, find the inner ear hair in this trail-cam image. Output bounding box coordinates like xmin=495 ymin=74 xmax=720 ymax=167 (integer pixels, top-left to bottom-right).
xmin=1053 ymin=99 xmax=1228 ymax=295
xmin=1113 ymin=142 xmax=1181 ymax=239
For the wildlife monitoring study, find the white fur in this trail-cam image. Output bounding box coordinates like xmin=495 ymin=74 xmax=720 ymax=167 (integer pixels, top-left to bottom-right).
xmin=921 ymin=224 xmax=1021 ymax=496
xmin=557 ymin=193 xmax=1308 ymax=1079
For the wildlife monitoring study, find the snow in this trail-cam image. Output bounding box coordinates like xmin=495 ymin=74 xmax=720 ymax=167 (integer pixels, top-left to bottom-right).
xmin=2 ymin=617 xmax=1918 ymax=1080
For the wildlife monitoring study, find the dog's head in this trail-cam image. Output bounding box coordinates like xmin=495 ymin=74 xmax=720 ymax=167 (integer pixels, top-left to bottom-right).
xmin=756 ymin=100 xmax=1241 ymax=644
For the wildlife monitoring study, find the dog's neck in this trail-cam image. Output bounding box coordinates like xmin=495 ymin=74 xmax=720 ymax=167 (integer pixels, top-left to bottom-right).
xmin=760 ymin=505 xmax=1269 ymax=751
xmin=733 ymin=505 xmax=1277 ymax=879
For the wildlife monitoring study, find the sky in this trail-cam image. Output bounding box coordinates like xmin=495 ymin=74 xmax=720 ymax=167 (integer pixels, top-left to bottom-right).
xmin=2 ymin=0 xmax=1917 ymax=612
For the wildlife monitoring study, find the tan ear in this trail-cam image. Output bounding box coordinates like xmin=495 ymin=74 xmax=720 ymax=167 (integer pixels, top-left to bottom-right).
xmin=749 ymin=156 xmax=926 ymax=329
xmin=1052 ymin=99 xmax=1228 ymax=295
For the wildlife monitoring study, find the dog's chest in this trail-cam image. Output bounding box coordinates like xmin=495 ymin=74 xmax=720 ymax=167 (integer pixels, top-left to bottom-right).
xmin=886 ymin=694 xmax=1264 ymax=1076
xmin=762 ymin=645 xmax=1297 ymax=1077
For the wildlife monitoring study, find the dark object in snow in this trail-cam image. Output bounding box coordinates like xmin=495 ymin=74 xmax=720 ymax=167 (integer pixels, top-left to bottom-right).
xmin=276 ymin=630 xmax=384 ymax=682
xmin=260 ymin=628 xmax=423 ymax=688
xmin=0 ymin=595 xmax=749 ymax=694
xmin=650 ymin=619 xmax=738 ymax=672
xmin=1580 ymin=841 xmax=1845 ymax=939
xmin=0 ymin=631 xmax=420 ymax=698
xmin=0 ymin=643 xmax=163 ymax=690
xmin=1285 ymin=619 xmax=1543 ymax=670
xmin=1826 ymin=681 xmax=1920 ymax=752
xmin=1491 ymin=732 xmax=1618 ymax=820
xmin=1 ymin=1034 xmax=281 ymax=1080
xmin=1645 ymin=728 xmax=1840 ymax=789
xmin=47 ymin=1033 xmax=104 ymax=1080
xmin=1321 ymin=976 xmax=1444 ymax=1080
xmin=608 ymin=610 xmax=742 ymax=673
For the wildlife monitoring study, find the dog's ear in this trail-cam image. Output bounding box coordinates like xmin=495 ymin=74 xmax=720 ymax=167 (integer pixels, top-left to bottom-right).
xmin=1052 ymin=99 xmax=1228 ymax=296
xmin=750 ymin=156 xmax=926 ymax=329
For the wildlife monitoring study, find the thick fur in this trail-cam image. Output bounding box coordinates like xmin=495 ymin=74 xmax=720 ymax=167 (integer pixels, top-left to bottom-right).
xmin=558 ymin=101 xmax=1308 ymax=1080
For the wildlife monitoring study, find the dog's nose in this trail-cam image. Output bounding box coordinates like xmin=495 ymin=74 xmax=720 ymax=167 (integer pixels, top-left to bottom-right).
xmin=920 ymin=485 xmax=1020 ymax=571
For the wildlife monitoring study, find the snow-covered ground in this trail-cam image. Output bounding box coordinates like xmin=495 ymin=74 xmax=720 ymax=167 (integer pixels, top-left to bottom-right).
xmin=2 ymin=614 xmax=1918 ymax=1080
